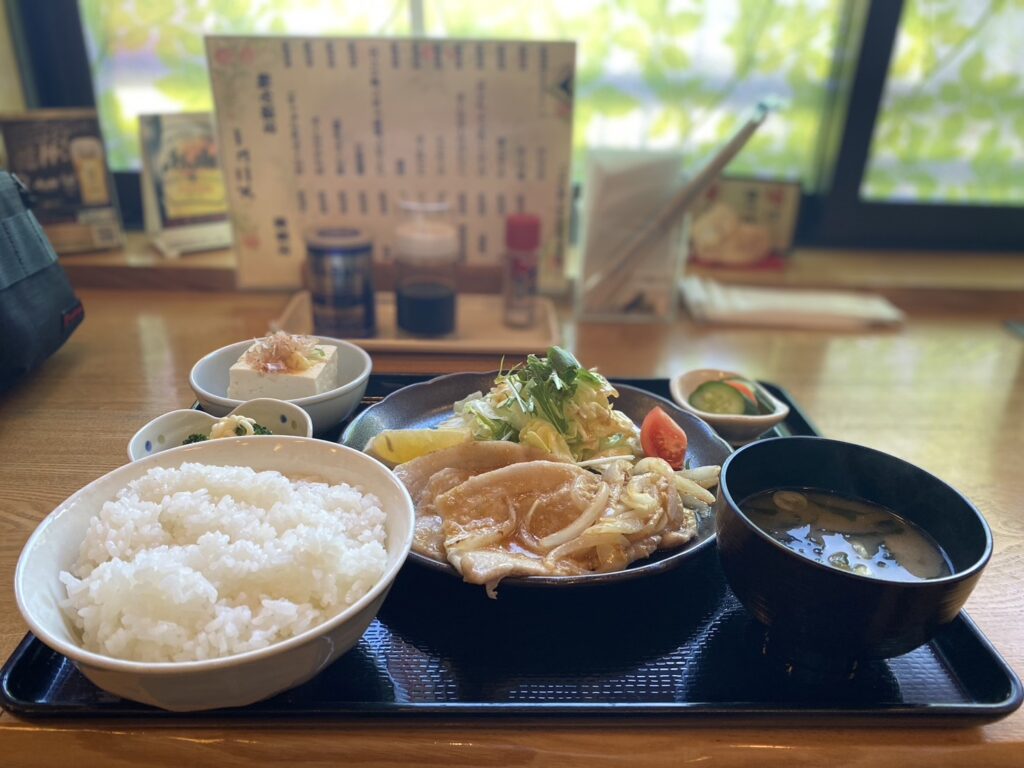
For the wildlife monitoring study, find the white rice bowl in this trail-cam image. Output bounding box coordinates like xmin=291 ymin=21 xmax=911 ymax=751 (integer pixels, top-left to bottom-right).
xmin=59 ymin=463 xmax=388 ymax=663
xmin=16 ymin=437 xmax=414 ymax=711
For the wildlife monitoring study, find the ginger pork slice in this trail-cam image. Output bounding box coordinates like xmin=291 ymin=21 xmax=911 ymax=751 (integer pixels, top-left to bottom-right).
xmin=393 ymin=441 xmax=566 ymax=560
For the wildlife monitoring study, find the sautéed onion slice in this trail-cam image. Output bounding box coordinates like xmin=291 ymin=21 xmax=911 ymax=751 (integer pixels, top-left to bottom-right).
xmin=394 ymin=442 xmax=720 ymax=596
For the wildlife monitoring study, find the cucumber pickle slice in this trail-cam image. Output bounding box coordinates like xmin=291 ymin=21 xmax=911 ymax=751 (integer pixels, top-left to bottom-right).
xmin=688 ymin=381 xmax=749 ymax=414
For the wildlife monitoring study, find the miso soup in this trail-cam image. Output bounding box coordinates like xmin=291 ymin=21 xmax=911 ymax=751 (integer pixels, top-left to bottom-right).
xmin=739 ymin=488 xmax=951 ymax=582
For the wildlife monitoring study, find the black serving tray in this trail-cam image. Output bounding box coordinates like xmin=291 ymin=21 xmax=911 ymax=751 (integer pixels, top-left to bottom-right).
xmin=2 ymin=377 xmax=1021 ymax=723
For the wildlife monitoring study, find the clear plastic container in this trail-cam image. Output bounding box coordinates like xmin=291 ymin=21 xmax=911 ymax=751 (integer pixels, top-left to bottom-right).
xmin=394 ymin=201 xmax=459 ymax=337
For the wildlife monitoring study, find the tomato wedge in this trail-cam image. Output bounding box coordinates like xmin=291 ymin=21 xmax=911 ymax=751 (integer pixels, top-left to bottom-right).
xmin=640 ymin=406 xmax=688 ymax=469
xmin=723 ymin=378 xmax=756 ymax=403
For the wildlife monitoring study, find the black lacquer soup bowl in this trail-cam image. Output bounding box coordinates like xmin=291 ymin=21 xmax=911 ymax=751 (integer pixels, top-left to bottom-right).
xmin=717 ymin=436 xmax=992 ymax=665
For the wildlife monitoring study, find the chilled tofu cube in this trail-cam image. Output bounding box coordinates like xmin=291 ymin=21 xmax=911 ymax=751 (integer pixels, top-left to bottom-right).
xmin=227 ymin=344 xmax=338 ymax=400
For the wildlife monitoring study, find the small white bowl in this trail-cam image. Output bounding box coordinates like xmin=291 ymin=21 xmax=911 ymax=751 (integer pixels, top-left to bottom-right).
xmin=189 ymin=336 xmax=372 ymax=434
xmin=15 ymin=436 xmax=414 ymax=712
xmin=127 ymin=398 xmax=312 ymax=461
xmin=670 ymin=368 xmax=789 ymax=446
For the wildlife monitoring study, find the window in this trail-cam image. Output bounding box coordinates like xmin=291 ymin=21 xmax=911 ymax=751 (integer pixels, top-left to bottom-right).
xmin=862 ymin=0 xmax=1024 ymax=205
xmin=9 ymin=0 xmax=1024 ymax=248
xmin=79 ymin=1 xmax=409 ymax=169
xmin=80 ymin=0 xmax=843 ymax=190
xmin=421 ymin=0 xmax=842 ymax=188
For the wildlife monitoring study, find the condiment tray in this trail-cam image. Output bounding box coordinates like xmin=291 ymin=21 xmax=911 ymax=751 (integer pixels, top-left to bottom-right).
xmin=2 ymin=378 xmax=1021 ymax=723
xmin=272 ymin=290 xmax=561 ymax=355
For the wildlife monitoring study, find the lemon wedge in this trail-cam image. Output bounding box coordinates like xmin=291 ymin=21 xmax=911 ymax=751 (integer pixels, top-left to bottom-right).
xmin=366 ymin=428 xmax=472 ymax=465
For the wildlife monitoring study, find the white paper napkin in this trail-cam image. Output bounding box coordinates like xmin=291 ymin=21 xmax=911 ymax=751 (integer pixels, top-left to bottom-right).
xmin=680 ymin=276 xmax=904 ymax=331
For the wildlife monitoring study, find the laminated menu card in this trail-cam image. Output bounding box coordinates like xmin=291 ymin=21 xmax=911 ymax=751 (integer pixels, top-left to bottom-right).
xmin=0 ymin=109 xmax=123 ymax=254
xmin=688 ymin=176 xmax=801 ymax=269
xmin=206 ymin=36 xmax=575 ymax=290
xmin=139 ymin=112 xmax=232 ymax=258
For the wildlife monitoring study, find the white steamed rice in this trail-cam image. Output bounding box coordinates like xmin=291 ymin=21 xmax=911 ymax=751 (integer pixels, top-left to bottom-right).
xmin=60 ymin=463 xmax=387 ymax=663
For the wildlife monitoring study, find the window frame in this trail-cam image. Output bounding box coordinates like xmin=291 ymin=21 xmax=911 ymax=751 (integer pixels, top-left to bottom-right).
xmin=7 ymin=0 xmax=1023 ymax=249
xmin=797 ymin=0 xmax=1024 ymax=251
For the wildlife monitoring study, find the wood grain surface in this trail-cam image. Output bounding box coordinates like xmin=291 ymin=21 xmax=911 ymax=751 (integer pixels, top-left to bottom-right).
xmin=1 ymin=287 xmax=1021 ymax=766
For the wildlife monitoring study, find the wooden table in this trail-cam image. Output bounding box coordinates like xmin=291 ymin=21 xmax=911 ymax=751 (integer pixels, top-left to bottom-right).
xmin=1 ymin=287 xmax=1022 ymax=766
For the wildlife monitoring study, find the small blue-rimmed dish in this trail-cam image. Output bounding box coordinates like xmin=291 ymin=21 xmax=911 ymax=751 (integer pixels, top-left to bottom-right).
xmin=127 ymin=398 xmax=312 ymax=461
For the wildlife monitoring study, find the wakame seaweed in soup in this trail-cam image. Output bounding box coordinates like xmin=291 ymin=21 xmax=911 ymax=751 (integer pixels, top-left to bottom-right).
xmin=739 ymin=488 xmax=951 ymax=582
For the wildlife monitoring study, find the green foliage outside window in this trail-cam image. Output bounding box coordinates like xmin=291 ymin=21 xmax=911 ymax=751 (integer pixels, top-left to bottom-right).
xmin=79 ymin=0 xmax=840 ymax=188
xmin=425 ymin=0 xmax=840 ymax=186
xmin=79 ymin=0 xmax=1024 ymax=204
xmin=79 ymin=0 xmax=409 ymax=168
xmin=863 ymin=0 xmax=1024 ymax=204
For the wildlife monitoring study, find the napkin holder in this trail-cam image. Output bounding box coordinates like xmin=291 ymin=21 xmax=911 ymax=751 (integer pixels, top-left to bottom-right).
xmin=576 ymin=150 xmax=689 ymax=323
xmin=576 ymin=100 xmax=778 ymax=323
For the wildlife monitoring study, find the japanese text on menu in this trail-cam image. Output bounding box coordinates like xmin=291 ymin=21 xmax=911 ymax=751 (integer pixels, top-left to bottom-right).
xmin=207 ymin=37 xmax=575 ymax=290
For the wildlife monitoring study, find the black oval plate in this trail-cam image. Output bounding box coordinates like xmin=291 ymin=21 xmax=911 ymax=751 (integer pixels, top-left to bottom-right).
xmin=340 ymin=371 xmax=732 ymax=588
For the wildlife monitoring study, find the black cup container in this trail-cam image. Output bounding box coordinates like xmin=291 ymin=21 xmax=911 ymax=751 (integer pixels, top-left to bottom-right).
xmin=717 ymin=436 xmax=992 ymax=664
xmin=304 ymin=225 xmax=376 ymax=338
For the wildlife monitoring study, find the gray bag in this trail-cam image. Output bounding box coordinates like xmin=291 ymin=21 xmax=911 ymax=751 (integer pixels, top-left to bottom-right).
xmin=0 ymin=171 xmax=84 ymax=390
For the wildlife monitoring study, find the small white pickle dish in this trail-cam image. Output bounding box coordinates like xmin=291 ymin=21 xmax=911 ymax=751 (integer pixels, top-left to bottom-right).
xmin=670 ymin=368 xmax=790 ymax=446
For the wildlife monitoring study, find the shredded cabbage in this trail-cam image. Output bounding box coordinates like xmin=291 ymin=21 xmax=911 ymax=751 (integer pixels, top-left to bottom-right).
xmin=448 ymin=347 xmax=640 ymax=461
